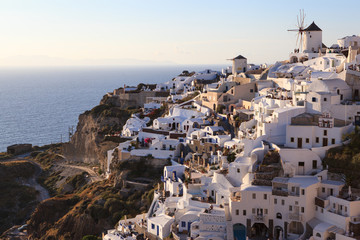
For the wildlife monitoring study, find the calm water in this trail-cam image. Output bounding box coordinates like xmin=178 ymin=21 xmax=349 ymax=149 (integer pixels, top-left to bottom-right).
xmin=0 ymin=65 xmax=225 ymax=152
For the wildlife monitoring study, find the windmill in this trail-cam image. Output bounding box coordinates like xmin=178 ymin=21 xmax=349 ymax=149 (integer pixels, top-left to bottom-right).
xmin=288 ymin=9 xmax=306 ymax=53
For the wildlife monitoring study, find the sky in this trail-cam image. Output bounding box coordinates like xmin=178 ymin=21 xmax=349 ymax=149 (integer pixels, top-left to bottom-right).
xmin=0 ymin=0 xmax=359 ymax=66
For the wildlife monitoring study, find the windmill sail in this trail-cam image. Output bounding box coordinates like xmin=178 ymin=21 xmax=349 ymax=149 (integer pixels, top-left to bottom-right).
xmin=288 ymin=9 xmax=306 ymax=52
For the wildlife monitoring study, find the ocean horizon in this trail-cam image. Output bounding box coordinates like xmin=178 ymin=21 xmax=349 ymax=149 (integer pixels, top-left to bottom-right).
xmin=0 ymin=64 xmax=227 ymax=152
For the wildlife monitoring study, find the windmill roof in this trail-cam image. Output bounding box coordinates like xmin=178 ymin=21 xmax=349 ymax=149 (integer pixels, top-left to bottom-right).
xmin=304 ymin=21 xmax=322 ymax=31
xmin=232 ymin=55 xmax=247 ymax=60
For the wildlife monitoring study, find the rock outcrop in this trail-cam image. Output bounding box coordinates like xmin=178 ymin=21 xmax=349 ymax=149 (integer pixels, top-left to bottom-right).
xmin=63 ymin=103 xmax=132 ymax=168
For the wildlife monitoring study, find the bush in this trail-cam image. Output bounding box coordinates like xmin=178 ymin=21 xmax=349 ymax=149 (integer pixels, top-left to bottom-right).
xmin=227 ymin=152 xmax=236 ymax=163
xmin=82 ymin=235 xmax=100 ymax=240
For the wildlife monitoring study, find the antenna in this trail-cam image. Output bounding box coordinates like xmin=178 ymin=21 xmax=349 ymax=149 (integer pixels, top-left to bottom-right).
xmin=288 ymin=9 xmax=306 ymax=52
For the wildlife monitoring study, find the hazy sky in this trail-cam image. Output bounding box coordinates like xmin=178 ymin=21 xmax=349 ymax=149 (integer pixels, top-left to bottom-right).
xmin=0 ymin=0 xmax=359 ymax=66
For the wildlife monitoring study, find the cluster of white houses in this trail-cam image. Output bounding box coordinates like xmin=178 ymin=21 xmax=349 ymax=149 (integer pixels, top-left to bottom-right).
xmin=104 ymin=22 xmax=360 ymax=240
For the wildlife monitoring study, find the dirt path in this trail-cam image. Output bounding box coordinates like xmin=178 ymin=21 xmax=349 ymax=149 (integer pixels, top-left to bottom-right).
xmin=57 ymin=163 xmax=103 ymax=183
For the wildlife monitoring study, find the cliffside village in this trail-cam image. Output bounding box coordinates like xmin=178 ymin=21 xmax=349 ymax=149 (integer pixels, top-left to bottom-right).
xmin=103 ymin=22 xmax=360 ymax=240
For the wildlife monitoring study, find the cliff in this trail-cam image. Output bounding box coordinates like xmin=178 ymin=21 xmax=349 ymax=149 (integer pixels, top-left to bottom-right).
xmin=63 ymin=103 xmax=132 ymax=168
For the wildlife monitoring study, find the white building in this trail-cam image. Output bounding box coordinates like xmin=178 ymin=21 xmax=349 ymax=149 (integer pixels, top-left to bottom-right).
xmin=147 ymin=214 xmax=174 ymax=239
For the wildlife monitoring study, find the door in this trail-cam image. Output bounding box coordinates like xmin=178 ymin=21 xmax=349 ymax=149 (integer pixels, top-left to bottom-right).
xmin=355 ymin=116 xmax=360 ymax=126
xmin=297 ymin=138 xmax=302 ymax=148
xmin=157 ymin=225 xmax=159 ymax=236
xmin=233 ymin=224 xmax=247 ymax=240
xmin=323 ymin=138 xmax=328 ymax=147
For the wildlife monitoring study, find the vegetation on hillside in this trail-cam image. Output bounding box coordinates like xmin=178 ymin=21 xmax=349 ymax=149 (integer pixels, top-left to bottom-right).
xmin=25 ymin=151 xmax=169 ymax=239
xmin=0 ymin=161 xmax=38 ymax=234
xmin=324 ymin=128 xmax=360 ymax=187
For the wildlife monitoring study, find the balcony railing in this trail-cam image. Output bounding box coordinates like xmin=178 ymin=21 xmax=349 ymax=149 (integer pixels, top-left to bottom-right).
xmin=272 ymin=189 xmax=289 ymax=197
xmin=252 ymin=215 xmax=266 ymax=222
xmin=288 ymin=213 xmax=302 ymax=221
xmin=231 ymin=196 xmax=241 ymax=202
xmin=315 ymin=197 xmax=326 ymax=208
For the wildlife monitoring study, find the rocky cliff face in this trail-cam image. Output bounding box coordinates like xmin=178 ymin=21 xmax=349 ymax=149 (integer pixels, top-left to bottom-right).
xmin=63 ymin=103 xmax=132 ymax=168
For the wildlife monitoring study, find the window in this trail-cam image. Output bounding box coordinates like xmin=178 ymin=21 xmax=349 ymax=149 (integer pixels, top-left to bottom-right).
xmin=281 ymin=199 xmax=285 ymax=205
xmin=306 ymin=138 xmax=309 ymax=143
xmin=313 ymin=160 xmax=317 ymax=169
xmin=250 ymin=89 xmax=254 ymax=93
xmin=291 ymin=137 xmax=294 ymax=142
xmin=274 ymin=198 xmax=277 ymax=204
xmin=252 ymin=208 xmax=255 ymax=214
xmin=316 ymin=206 xmax=318 ymax=211
xmin=237 ymin=168 xmax=240 ymax=173
xmin=324 ymin=97 xmax=327 ymax=102
xmin=301 ymin=207 xmax=304 ymax=213
xmin=312 ymin=97 xmax=317 ymax=102
xmin=181 ymin=221 xmax=186 ymax=228
xmin=292 ymin=187 xmax=295 ymax=192
xmin=276 ymin=213 xmax=282 ymax=219
xmin=252 ymin=193 xmax=257 ymax=199
xmin=264 ymin=194 xmax=267 ymax=200
xmin=152 ymin=224 xmax=155 ymax=229
xmin=316 ymin=137 xmax=319 ymax=143
xmin=332 ymin=139 xmax=335 ymax=144
xmin=295 ymin=201 xmax=298 ymax=205
xmin=236 ymin=209 xmax=239 ymax=215
xmin=299 ymin=162 xmax=305 ymax=166
xmin=209 ymin=146 xmax=212 ymax=151
xmin=302 ymin=189 xmax=305 ymax=195
xmin=324 ymin=130 xmax=327 ymax=136
xmin=264 ymin=209 xmax=268 ymax=214
xmin=289 ymin=206 xmax=292 ymax=211
xmin=321 ymin=208 xmax=324 ymax=213
xmin=322 ymin=187 xmax=325 ymax=193
xmin=345 ymin=206 xmax=348 ymax=212
xmin=243 ymin=210 xmax=246 ymax=216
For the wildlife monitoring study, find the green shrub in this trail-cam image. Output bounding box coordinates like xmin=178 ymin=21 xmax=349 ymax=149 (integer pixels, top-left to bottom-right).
xmin=82 ymin=235 xmax=100 ymax=240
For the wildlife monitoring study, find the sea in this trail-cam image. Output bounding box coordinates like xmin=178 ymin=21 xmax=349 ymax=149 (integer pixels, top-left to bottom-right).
xmin=0 ymin=65 xmax=226 ymax=152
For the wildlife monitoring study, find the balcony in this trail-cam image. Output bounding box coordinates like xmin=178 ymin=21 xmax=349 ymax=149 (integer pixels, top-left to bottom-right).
xmin=315 ymin=197 xmax=329 ymax=208
xmin=231 ymin=195 xmax=241 ymax=202
xmin=252 ymin=215 xmax=266 ymax=223
xmin=272 ymin=189 xmax=289 ymax=197
xmin=288 ymin=213 xmax=303 ymax=221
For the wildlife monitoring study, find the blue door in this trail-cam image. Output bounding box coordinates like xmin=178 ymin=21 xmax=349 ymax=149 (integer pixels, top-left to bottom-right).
xmin=188 ymin=222 xmax=192 ymax=232
xmin=157 ymin=225 xmax=159 ymax=236
xmin=233 ymin=223 xmax=246 ymax=240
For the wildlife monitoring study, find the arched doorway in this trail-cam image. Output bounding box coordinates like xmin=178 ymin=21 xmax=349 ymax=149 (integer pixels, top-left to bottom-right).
xmin=289 ymin=221 xmax=304 ymax=235
xmin=274 ymin=226 xmax=283 ymax=240
xmin=233 ymin=223 xmax=246 ymax=240
xmin=251 ymin=223 xmax=268 ymax=239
